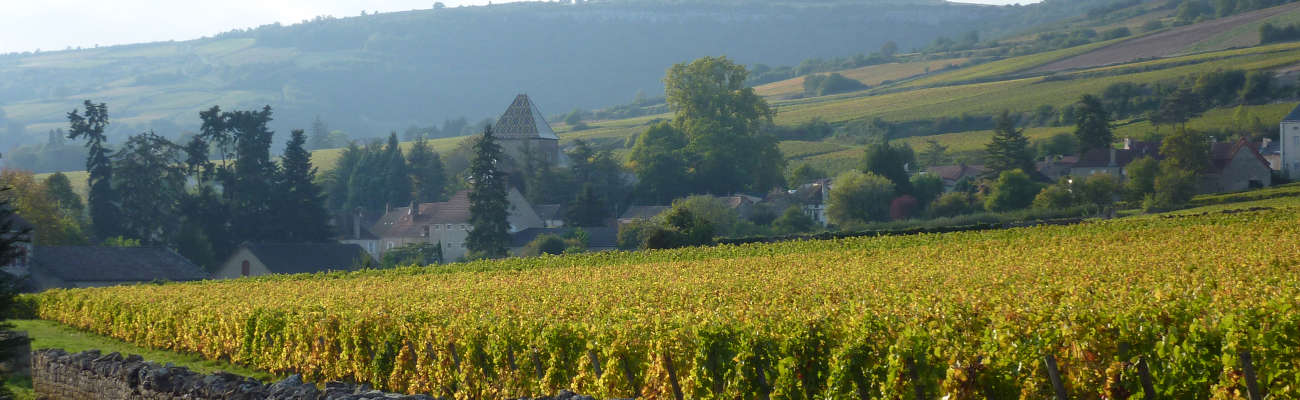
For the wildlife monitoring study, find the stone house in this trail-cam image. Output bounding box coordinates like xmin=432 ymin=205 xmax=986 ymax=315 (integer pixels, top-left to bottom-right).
xmin=15 ymin=246 xmax=207 ymax=292
xmin=1280 ymin=103 xmax=1300 ymax=179
xmin=924 ymin=164 xmax=988 ymax=192
xmin=1199 ymin=138 xmax=1273 ymax=193
xmin=1064 ymin=140 xmax=1161 ymax=180
xmin=370 ymin=188 xmax=544 ymax=262
xmin=214 ymin=243 xmax=368 ymax=279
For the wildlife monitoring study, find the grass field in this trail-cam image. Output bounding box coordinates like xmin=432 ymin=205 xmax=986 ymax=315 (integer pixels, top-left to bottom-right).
xmin=29 ymin=183 xmax=1300 ymax=398
xmin=753 ymin=58 xmax=971 ymax=98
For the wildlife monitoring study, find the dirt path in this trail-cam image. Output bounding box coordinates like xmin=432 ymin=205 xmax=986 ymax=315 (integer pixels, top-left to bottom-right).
xmin=1029 ymin=2 xmax=1300 ymax=73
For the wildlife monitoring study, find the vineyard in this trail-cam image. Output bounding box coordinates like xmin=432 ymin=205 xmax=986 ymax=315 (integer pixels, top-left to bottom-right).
xmin=32 ymin=200 xmax=1300 ymax=399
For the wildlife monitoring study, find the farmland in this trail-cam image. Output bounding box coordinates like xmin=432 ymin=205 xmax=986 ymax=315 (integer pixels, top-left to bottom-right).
xmin=32 ymin=187 xmax=1300 ymax=398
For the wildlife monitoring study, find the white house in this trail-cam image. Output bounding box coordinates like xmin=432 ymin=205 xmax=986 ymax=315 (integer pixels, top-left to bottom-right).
xmin=1280 ymin=103 xmax=1300 ymax=179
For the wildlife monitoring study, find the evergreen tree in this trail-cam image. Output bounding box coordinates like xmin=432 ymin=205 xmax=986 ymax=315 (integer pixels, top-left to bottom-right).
xmin=0 ymin=182 xmax=32 ymax=386
xmin=274 ymin=129 xmax=334 ymax=242
xmin=309 ymin=116 xmax=329 ymax=150
xmin=984 ymin=110 xmax=1035 ymax=175
xmin=382 ymin=133 xmax=412 ymax=207
xmin=201 ymin=106 xmax=279 ymax=242
xmin=112 ymin=132 xmax=186 ymax=245
xmin=466 ymin=125 xmax=511 ymax=258
xmin=565 ymin=183 xmax=608 ymax=227
xmin=66 ymin=100 xmax=121 ymax=240
xmin=861 ymin=142 xmax=915 ymax=194
xmin=407 ymin=139 xmax=447 ymax=203
xmin=1074 ymin=95 xmax=1114 ymax=154
xmin=919 ymin=139 xmax=949 ymax=168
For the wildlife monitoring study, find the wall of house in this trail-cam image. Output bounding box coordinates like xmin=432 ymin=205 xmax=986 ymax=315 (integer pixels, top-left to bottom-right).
xmin=213 ymin=249 xmax=271 ymax=279
xmin=1202 ymin=149 xmax=1273 ymax=194
xmin=340 ymin=239 xmax=380 ymax=261
xmin=1284 ymin=121 xmax=1300 ymax=179
xmin=31 ymin=349 xmax=413 ymax=399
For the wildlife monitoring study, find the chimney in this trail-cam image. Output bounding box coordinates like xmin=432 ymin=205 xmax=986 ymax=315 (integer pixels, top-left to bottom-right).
xmin=1263 ymin=138 xmax=1272 ymax=150
xmin=353 ymin=210 xmax=362 ymax=240
xmin=1123 ymin=138 xmax=1133 ymax=150
xmin=408 ymin=200 xmax=418 ymax=216
xmin=1108 ymin=148 xmax=1117 ymax=167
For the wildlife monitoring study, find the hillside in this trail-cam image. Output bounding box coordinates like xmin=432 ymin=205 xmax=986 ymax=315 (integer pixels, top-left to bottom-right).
xmin=32 ymin=188 xmax=1300 ymax=398
xmin=0 ymin=0 xmax=1098 ymax=155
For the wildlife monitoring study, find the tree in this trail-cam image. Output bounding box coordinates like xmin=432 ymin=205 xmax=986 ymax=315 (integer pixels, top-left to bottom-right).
xmin=827 ymin=170 xmax=895 ymax=227
xmin=984 ymin=169 xmax=1039 ymax=212
xmin=0 ymin=171 xmax=86 ymax=245
xmin=380 ymin=242 xmax=442 ymax=267
xmin=668 ymin=195 xmax=740 ymax=236
xmin=407 ymin=139 xmax=447 ymax=203
xmin=566 ymin=183 xmax=609 ymax=227
xmin=929 ymin=192 xmax=973 ymax=218
xmin=1033 ymin=180 xmax=1077 ymax=210
xmin=985 ymin=110 xmax=1035 ymax=175
xmin=1080 ymin=172 xmax=1119 ymax=210
xmin=43 ymin=172 xmax=84 ymax=220
xmin=772 ymin=206 xmax=815 ymax=235
xmin=0 ymin=181 xmax=32 ymax=385
xmin=1241 ymin=70 xmax=1274 ymax=105
xmin=1123 ymin=156 xmax=1159 ymax=204
xmin=1160 ymin=128 xmax=1210 ymax=173
xmin=382 ymin=132 xmax=412 ymax=208
xmin=909 ymin=174 xmax=944 ymax=211
xmin=201 ymin=105 xmax=280 ymax=242
xmin=1145 ymin=160 xmax=1198 ymax=211
xmin=274 ymin=129 xmax=334 ymax=242
xmin=1151 ymin=88 xmax=1202 ymax=131
xmin=665 ymin=56 xmax=784 ymax=194
xmin=881 ymin=41 xmax=899 ymax=58
xmin=861 ymin=142 xmax=915 ymax=194
xmin=66 ymin=100 xmax=121 ymax=240
xmin=1074 ymin=95 xmax=1114 ymax=154
xmin=919 ymin=139 xmax=949 ymax=168
xmin=630 ymin=122 xmax=690 ymax=203
xmin=465 ymin=125 xmax=511 ymax=259
xmin=112 ymin=132 xmax=186 ymax=245
xmin=522 ymin=234 xmax=567 ymax=256
xmin=788 ymin=164 xmax=825 ymax=186
xmin=308 ymin=115 xmax=330 ymax=150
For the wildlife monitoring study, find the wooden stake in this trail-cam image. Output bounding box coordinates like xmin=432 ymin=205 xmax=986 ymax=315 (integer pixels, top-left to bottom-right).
xmin=1043 ymin=355 xmax=1067 ymax=400
xmin=588 ymin=349 xmax=604 ymax=378
xmin=663 ymin=353 xmax=684 ymax=400
xmin=1137 ymin=357 xmax=1155 ymax=399
xmin=1239 ymin=350 xmax=1262 ymax=400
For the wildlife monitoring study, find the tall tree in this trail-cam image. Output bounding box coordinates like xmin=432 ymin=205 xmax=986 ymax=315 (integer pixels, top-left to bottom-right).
xmin=308 ymin=115 xmax=330 ymax=150
xmin=112 ymin=132 xmax=186 ymax=245
xmin=465 ymin=125 xmax=511 ymax=259
xmin=407 ymin=138 xmax=447 ymax=203
xmin=1150 ymin=88 xmax=1202 ymax=131
xmin=630 ymin=122 xmax=691 ymax=203
xmin=0 ymin=179 xmax=32 ymax=383
xmin=665 ymin=56 xmax=785 ymax=194
xmin=984 ymin=110 xmax=1036 ymax=175
xmin=200 ymin=105 xmax=280 ymax=242
xmin=0 ymin=171 xmax=86 ymax=245
xmin=1074 ymin=95 xmax=1114 ymax=154
xmin=66 ymin=100 xmax=121 ymax=240
xmin=381 ymin=132 xmax=412 ymax=208
xmin=1160 ymin=127 xmax=1211 ymax=173
xmin=919 ymin=139 xmax=949 ymax=168
xmin=273 ymin=129 xmax=334 ymax=242
xmin=43 ymin=172 xmax=84 ymax=220
xmin=565 ymin=183 xmax=608 ymax=227
xmin=861 ymin=142 xmax=915 ymax=194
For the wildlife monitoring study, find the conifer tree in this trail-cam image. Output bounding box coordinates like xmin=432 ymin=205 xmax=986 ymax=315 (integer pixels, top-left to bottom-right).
xmin=382 ymin=132 xmax=412 ymax=207
xmin=274 ymin=129 xmax=334 ymax=242
xmin=566 ymin=183 xmax=608 ymax=227
xmin=1074 ymin=94 xmax=1114 ymax=154
xmin=66 ymin=100 xmax=121 ymax=240
xmin=466 ymin=125 xmax=511 ymax=259
xmin=407 ymin=139 xmax=447 ymax=203
xmin=985 ymin=110 xmax=1035 ymax=176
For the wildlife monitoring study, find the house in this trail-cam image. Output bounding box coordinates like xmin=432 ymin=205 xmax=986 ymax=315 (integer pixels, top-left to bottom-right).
xmin=1065 ymin=140 xmax=1162 ymax=180
xmin=336 ymin=209 xmax=381 ymax=261
xmin=17 ymin=246 xmax=207 ymax=291
xmin=925 ymin=164 xmax=988 ymax=192
xmin=717 ymin=195 xmax=760 ymax=220
xmin=1280 ymin=103 xmax=1300 ymax=179
xmin=509 ymin=226 xmax=620 ymax=255
xmin=617 ymin=205 xmax=671 ymax=226
xmin=370 ymin=188 xmax=545 ymax=262
xmin=1259 ymin=138 xmax=1282 ymax=171
xmin=1199 ymin=138 xmax=1273 ymax=193
xmin=495 ymin=94 xmax=560 ymax=165
xmin=215 ymin=242 xmax=368 ymax=279
xmin=1036 ymin=155 xmax=1079 ymax=181
xmin=534 ymin=204 xmax=566 ymax=228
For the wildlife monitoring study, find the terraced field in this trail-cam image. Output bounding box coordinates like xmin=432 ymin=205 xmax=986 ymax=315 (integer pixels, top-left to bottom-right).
xmin=753 ymin=58 xmax=971 ymax=99
xmin=33 ymin=187 xmax=1300 ymax=399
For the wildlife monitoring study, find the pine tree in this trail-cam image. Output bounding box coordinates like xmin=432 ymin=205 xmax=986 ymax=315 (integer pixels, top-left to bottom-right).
xmin=274 ymin=129 xmax=334 ymax=242
xmin=112 ymin=132 xmax=186 ymax=245
xmin=382 ymin=133 xmax=412 ymax=208
xmin=566 ymin=183 xmax=608 ymax=227
xmin=466 ymin=125 xmax=511 ymax=259
xmin=308 ymin=115 xmax=329 ymax=150
xmin=1074 ymin=94 xmax=1115 ymax=154
xmin=66 ymin=100 xmax=121 ymax=240
xmin=985 ymin=110 xmax=1036 ymax=176
xmin=407 ymin=139 xmax=447 ymax=203
xmin=0 ymin=183 xmax=32 ymax=386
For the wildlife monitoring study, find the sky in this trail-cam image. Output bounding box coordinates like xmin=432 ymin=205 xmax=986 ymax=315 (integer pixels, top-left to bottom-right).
xmin=0 ymin=0 xmax=1041 ymax=54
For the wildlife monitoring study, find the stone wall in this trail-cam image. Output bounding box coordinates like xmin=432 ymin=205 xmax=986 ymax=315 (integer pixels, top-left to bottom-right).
xmin=30 ymin=349 xmax=435 ymax=400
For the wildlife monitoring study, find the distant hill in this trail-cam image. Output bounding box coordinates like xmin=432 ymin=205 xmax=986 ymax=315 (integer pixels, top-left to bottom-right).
xmin=0 ymin=0 xmax=1111 ymax=158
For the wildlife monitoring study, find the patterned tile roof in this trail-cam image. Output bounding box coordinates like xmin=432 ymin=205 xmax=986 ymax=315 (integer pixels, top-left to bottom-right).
xmin=494 ymin=94 xmax=559 ymax=140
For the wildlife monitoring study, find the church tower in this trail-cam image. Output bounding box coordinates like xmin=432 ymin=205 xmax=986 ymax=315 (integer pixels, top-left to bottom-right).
xmin=493 ymin=94 xmax=560 ymax=165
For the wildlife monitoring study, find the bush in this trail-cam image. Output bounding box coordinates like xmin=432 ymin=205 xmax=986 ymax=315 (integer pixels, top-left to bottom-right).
xmin=1033 ymin=182 xmax=1076 ymax=210
xmin=1080 ymin=173 xmax=1120 ymax=209
xmin=1144 ymin=161 xmax=1198 ymax=212
xmin=380 ymin=242 xmax=442 ymax=267
xmin=827 ymin=171 xmax=896 ymax=227
xmin=984 ymin=169 xmax=1039 ymax=212
xmin=523 ymin=234 xmax=568 ymax=256
xmin=772 ymin=206 xmax=816 ymax=235
xmin=803 ymin=73 xmax=868 ymax=96
xmin=1141 ymin=19 xmax=1165 ymax=32
xmin=929 ymin=192 xmax=973 ymax=218
xmin=1101 ymin=27 xmax=1131 ymax=40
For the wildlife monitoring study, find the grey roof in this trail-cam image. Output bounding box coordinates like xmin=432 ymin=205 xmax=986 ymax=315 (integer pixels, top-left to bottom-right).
xmin=494 ymin=94 xmax=559 ymax=140
xmin=32 ymin=246 xmax=206 ymax=283
xmin=1285 ymin=103 xmax=1300 ymax=121
xmin=510 ymin=227 xmax=619 ymax=249
xmin=241 ymin=243 xmax=368 ymax=274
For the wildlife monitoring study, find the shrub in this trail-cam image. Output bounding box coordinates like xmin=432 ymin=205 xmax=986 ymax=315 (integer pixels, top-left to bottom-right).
xmin=984 ymin=169 xmax=1039 ymax=212
xmin=827 ymin=171 xmax=896 ymax=227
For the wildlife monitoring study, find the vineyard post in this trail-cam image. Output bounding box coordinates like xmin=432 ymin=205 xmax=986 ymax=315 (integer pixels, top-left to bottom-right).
xmin=906 ymin=358 xmax=924 ymax=400
xmin=532 ymin=349 xmax=545 ymax=381
xmin=1043 ymin=355 xmax=1067 ymax=400
xmin=588 ymin=349 xmax=604 ymax=378
xmin=1239 ymin=350 xmax=1262 ymax=400
xmin=755 ymin=356 xmax=771 ymax=400
xmin=449 ymin=342 xmax=462 ymax=372
xmin=663 ymin=353 xmax=684 ymax=400
xmin=1136 ymin=357 xmax=1155 ymax=399
xmin=621 ymin=357 xmax=640 ymax=397
xmin=506 ymin=347 xmax=518 ymax=371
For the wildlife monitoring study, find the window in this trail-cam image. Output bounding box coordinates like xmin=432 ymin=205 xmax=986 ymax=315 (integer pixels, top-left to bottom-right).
xmin=446 ymin=224 xmax=452 ymax=229
xmin=241 ymin=261 xmax=250 ymax=277
xmin=460 ymin=224 xmax=467 ymax=230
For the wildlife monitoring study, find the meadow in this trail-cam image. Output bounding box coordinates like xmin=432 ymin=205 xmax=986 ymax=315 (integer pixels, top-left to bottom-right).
xmin=32 ymin=189 xmax=1300 ymax=399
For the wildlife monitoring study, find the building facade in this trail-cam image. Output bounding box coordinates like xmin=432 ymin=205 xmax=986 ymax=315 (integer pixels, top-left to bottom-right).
xmin=1281 ymin=104 xmax=1300 ymax=179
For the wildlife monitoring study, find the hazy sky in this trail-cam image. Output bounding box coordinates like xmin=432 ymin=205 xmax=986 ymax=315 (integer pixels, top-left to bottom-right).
xmin=0 ymin=0 xmax=1041 ymax=54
